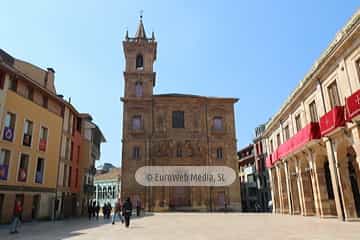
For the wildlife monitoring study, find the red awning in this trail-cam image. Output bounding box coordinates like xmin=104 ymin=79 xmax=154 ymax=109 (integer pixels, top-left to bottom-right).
xmin=270 ymin=122 xmax=320 ymax=166
xmin=319 ymin=106 xmax=345 ymax=136
xmin=345 ymin=89 xmax=360 ymax=121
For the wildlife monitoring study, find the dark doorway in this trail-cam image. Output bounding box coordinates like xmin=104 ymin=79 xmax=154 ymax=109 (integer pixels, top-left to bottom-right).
xmin=0 ymin=194 xmax=4 ymax=221
xmin=71 ymin=194 xmax=77 ymax=217
xmin=348 ymin=160 xmax=360 ymax=217
xmin=170 ymin=187 xmax=191 ymax=209
xmin=32 ymin=194 xmax=40 ymax=219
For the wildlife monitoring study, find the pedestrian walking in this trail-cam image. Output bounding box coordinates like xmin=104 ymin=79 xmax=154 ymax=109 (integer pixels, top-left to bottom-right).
xmin=10 ymin=200 xmax=22 ymax=234
xmin=122 ymin=197 xmax=133 ymax=228
xmin=102 ymin=204 xmax=107 ymax=220
xmin=136 ymin=200 xmax=141 ymax=217
xmin=107 ymin=202 xmax=112 ymax=219
xmin=92 ymin=201 xmax=96 ymax=217
xmin=95 ymin=203 xmax=100 ymax=220
xmin=112 ymin=199 xmax=124 ymax=225
xmin=88 ymin=200 xmax=93 ymax=220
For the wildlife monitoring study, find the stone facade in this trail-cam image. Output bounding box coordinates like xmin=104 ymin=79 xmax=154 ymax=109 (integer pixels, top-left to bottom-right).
xmin=120 ymin=17 xmax=241 ymax=211
xmin=264 ymin=10 xmax=360 ymax=221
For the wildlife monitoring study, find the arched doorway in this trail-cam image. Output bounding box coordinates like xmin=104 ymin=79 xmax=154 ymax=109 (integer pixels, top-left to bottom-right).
xmin=347 ymin=151 xmax=360 ymax=217
xmin=170 ymin=187 xmax=191 ymax=210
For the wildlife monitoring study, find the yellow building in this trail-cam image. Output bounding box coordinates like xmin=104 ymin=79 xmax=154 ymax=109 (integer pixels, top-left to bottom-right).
xmin=264 ymin=10 xmax=360 ymax=221
xmin=0 ymin=50 xmax=63 ymax=223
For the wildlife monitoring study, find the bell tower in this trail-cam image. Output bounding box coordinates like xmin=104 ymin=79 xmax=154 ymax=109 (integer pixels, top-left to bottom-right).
xmin=122 ymin=15 xmax=157 ymax=99
xmin=121 ymin=15 xmax=156 ymax=207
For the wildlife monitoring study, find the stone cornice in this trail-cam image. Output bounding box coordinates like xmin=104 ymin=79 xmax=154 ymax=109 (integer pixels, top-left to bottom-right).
xmin=264 ymin=9 xmax=360 ymax=136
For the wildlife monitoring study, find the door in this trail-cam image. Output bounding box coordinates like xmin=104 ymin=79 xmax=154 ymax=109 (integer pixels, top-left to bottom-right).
xmin=0 ymin=194 xmax=4 ymax=221
xmin=216 ymin=191 xmax=225 ymax=209
xmin=171 ymin=187 xmax=190 ymax=208
xmin=348 ymin=161 xmax=360 ymax=217
xmin=32 ymin=195 xmax=40 ymax=219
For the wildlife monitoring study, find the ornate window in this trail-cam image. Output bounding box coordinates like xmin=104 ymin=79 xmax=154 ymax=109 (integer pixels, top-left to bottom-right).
xmin=35 ymin=157 xmax=45 ymax=184
xmin=172 ymin=111 xmax=184 ymax=128
xmin=136 ymin=54 xmax=144 ymax=70
xmin=132 ymin=116 xmax=142 ymax=130
xmin=3 ymin=112 xmax=16 ymax=142
xmin=133 ymin=146 xmax=140 ymax=160
xmin=0 ymin=149 xmax=11 ymax=180
xmin=276 ymin=133 xmax=281 ymax=147
xmin=309 ymin=100 xmax=318 ymax=122
xmin=283 ymin=125 xmax=290 ymax=141
xmin=213 ymin=117 xmax=223 ymax=130
xmin=135 ymin=81 xmax=143 ymax=97
xmin=18 ymin=153 xmax=29 ymax=182
xmin=216 ymin=147 xmax=223 ymax=160
xmin=328 ymin=81 xmax=341 ymax=108
xmin=23 ymin=120 xmax=33 ymax=147
xmin=295 ymin=114 xmax=302 ymax=132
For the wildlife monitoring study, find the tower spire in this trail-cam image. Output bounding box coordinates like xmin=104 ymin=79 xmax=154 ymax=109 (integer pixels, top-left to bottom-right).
xmin=135 ymin=10 xmax=147 ymax=39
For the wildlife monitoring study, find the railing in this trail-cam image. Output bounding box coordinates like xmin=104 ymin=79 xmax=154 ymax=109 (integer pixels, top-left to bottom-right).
xmin=270 ymin=122 xmax=321 ymax=166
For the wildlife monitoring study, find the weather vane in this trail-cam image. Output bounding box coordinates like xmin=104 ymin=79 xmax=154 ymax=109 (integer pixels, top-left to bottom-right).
xmin=140 ymin=10 xmax=143 ymax=19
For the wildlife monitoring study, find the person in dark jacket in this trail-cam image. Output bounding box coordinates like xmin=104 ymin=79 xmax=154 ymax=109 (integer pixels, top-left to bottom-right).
xmin=95 ymin=204 xmax=100 ymax=220
xmin=92 ymin=201 xmax=97 ymax=217
xmin=88 ymin=200 xmax=93 ymax=220
xmin=102 ymin=204 xmax=107 ymax=220
xmin=122 ymin=197 xmax=132 ymax=228
xmin=107 ymin=202 xmax=112 ymax=219
xmin=136 ymin=200 xmax=141 ymax=217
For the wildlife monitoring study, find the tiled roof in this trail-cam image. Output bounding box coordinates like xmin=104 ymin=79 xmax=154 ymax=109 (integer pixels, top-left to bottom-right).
xmin=95 ymin=168 xmax=121 ymax=181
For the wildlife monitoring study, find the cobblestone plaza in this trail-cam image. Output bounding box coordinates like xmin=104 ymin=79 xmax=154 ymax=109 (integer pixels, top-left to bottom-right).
xmin=1 ymin=213 xmax=360 ymax=240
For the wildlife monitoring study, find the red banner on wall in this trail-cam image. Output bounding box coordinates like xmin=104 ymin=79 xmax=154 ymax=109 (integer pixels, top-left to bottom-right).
xmin=269 ymin=122 xmax=321 ymax=167
xmin=319 ymin=106 xmax=345 ymax=136
xmin=346 ymin=89 xmax=360 ymax=121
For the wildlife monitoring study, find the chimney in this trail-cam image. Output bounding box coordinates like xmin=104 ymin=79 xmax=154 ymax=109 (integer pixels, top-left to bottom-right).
xmin=45 ymin=67 xmax=56 ymax=93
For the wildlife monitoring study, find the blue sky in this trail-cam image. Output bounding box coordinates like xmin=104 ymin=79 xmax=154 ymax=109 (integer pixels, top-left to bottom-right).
xmin=1 ymin=1 xmax=359 ymax=167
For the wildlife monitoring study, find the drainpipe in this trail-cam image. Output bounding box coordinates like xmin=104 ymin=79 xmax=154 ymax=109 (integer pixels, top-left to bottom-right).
xmin=54 ymin=109 xmax=65 ymax=221
xmin=318 ymin=79 xmax=345 ymax=220
xmin=205 ymin=102 xmax=212 ymax=211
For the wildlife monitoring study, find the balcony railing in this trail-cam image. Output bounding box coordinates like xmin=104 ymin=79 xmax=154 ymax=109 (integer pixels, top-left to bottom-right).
xmin=319 ymin=106 xmax=345 ymax=136
xmin=270 ymin=122 xmax=321 ymax=166
xmin=346 ymin=89 xmax=360 ymax=121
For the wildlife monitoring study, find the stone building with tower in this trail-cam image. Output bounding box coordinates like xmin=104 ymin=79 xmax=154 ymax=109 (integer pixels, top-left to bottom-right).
xmin=120 ymin=16 xmax=241 ymax=211
xmin=264 ymin=10 xmax=360 ymax=221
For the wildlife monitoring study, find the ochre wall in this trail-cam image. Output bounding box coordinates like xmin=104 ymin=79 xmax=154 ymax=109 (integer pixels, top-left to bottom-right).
xmin=0 ymin=90 xmax=62 ymax=189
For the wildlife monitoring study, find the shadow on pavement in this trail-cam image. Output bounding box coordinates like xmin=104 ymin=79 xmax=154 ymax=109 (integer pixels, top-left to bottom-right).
xmin=0 ymin=212 xmax=156 ymax=240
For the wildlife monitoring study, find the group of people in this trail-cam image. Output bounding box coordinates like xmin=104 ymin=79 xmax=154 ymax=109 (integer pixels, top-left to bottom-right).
xmin=88 ymin=197 xmax=141 ymax=228
xmin=8 ymin=197 xmax=141 ymax=234
xmin=88 ymin=201 xmax=115 ymax=220
xmin=87 ymin=200 xmax=100 ymax=220
xmin=111 ymin=197 xmax=138 ymax=228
